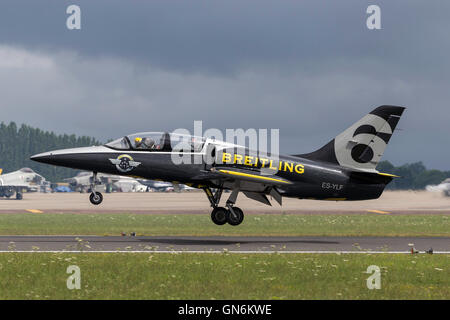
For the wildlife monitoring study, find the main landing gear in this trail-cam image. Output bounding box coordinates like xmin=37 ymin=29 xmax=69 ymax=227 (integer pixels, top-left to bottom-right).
xmin=203 ymin=187 xmax=244 ymax=226
xmin=89 ymin=172 xmax=103 ymax=205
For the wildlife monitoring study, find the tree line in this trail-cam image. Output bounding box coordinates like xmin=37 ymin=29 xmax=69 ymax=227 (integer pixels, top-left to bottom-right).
xmin=1 ymin=121 xmax=449 ymax=188
xmin=377 ymin=161 xmax=450 ymax=190
xmin=0 ymin=122 xmax=100 ymax=182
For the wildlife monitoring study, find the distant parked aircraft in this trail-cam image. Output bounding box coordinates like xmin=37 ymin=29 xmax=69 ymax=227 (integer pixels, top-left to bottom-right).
xmin=426 ymin=178 xmax=450 ymax=197
xmin=65 ymin=171 xmax=148 ymax=193
xmin=0 ymin=168 xmax=48 ymax=200
xmin=137 ymin=180 xmax=174 ymax=192
xmin=114 ymin=177 xmax=148 ymax=192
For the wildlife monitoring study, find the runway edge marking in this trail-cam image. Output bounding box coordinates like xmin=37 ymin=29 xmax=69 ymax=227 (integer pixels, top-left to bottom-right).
xmin=367 ymin=209 xmax=391 ymax=214
xmin=25 ymin=209 xmax=43 ymax=214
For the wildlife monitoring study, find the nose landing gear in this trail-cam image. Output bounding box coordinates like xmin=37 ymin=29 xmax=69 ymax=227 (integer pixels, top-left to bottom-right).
xmin=203 ymin=186 xmax=244 ymax=226
xmin=89 ymin=172 xmax=103 ymax=205
xmin=89 ymin=191 xmax=103 ymax=205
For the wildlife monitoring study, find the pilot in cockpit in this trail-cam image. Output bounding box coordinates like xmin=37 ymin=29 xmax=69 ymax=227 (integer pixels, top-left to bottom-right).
xmin=135 ymin=137 xmax=155 ymax=149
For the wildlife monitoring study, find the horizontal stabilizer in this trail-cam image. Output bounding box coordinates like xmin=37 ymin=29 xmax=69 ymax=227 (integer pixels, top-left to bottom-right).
xmin=349 ymin=170 xmax=397 ymax=185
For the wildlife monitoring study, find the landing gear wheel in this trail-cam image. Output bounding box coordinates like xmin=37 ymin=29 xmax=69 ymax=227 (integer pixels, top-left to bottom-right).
xmin=16 ymin=193 xmax=23 ymax=200
xmin=211 ymin=207 xmax=228 ymax=225
xmin=89 ymin=192 xmax=103 ymax=205
xmin=226 ymin=207 xmax=244 ymax=226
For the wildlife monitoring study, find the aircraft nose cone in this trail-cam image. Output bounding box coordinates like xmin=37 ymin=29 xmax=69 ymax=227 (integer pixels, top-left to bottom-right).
xmin=30 ymin=152 xmax=53 ymax=164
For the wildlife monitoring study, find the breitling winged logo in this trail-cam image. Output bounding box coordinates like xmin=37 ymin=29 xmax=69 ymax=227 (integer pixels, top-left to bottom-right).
xmin=109 ymin=154 xmax=141 ymax=173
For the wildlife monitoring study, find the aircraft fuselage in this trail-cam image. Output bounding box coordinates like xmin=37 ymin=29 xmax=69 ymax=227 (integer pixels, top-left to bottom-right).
xmin=31 ymin=144 xmax=388 ymax=201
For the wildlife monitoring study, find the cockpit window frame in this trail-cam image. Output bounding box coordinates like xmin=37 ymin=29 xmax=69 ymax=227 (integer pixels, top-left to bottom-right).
xmin=104 ymin=136 xmax=132 ymax=151
xmin=127 ymin=132 xmax=172 ymax=152
xmin=124 ymin=136 xmax=132 ymax=149
xmin=105 ymin=132 xmax=204 ymax=153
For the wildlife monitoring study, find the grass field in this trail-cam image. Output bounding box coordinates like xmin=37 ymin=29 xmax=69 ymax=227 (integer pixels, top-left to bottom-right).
xmin=0 ymin=213 xmax=448 ymax=237
xmin=0 ymin=252 xmax=448 ymax=299
xmin=1 ymin=213 xmax=448 ymax=300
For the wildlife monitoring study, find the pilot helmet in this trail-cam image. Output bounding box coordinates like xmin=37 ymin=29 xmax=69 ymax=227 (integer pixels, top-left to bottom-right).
xmin=135 ymin=137 xmax=142 ymax=146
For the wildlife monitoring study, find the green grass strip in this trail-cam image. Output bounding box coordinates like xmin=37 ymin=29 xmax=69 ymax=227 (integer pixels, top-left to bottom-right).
xmin=0 ymin=252 xmax=448 ymax=299
xmin=0 ymin=213 xmax=448 ymax=237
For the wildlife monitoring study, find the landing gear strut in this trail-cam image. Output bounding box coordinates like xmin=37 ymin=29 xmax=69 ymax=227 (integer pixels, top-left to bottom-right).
xmin=226 ymin=205 xmax=244 ymax=226
xmin=89 ymin=172 xmax=103 ymax=205
xmin=203 ymin=186 xmax=244 ymax=226
xmin=225 ymin=187 xmax=244 ymax=226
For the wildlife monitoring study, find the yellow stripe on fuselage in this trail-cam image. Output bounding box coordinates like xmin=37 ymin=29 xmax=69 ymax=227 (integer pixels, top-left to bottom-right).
xmin=218 ymin=169 xmax=291 ymax=184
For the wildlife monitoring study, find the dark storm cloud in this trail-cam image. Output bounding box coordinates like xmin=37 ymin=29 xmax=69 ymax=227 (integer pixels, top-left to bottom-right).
xmin=1 ymin=0 xmax=448 ymax=75
xmin=0 ymin=1 xmax=449 ymax=169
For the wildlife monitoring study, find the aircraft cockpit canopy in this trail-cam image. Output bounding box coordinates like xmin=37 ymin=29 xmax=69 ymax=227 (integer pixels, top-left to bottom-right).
xmin=105 ymin=132 xmax=205 ymax=152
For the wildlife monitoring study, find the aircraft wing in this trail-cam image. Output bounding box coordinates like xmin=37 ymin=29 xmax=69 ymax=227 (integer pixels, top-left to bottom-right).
xmin=0 ymin=183 xmax=30 ymax=188
xmin=191 ymin=167 xmax=291 ymax=186
xmin=190 ymin=167 xmax=288 ymax=206
xmin=0 ymin=175 xmax=31 ymax=188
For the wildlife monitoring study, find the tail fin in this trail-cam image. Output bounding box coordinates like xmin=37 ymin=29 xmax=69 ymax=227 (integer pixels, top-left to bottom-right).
xmin=297 ymin=105 xmax=406 ymax=171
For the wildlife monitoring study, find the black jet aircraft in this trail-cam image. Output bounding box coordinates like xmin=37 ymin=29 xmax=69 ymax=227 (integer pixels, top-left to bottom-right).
xmin=31 ymin=105 xmax=405 ymax=226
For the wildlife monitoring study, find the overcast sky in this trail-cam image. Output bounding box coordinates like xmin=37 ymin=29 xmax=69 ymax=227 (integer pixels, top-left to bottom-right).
xmin=0 ymin=1 xmax=449 ymax=169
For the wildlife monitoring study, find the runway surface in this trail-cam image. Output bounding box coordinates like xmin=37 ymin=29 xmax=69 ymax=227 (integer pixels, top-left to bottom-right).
xmin=0 ymin=235 xmax=448 ymax=253
xmin=0 ymin=191 xmax=449 ymax=215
